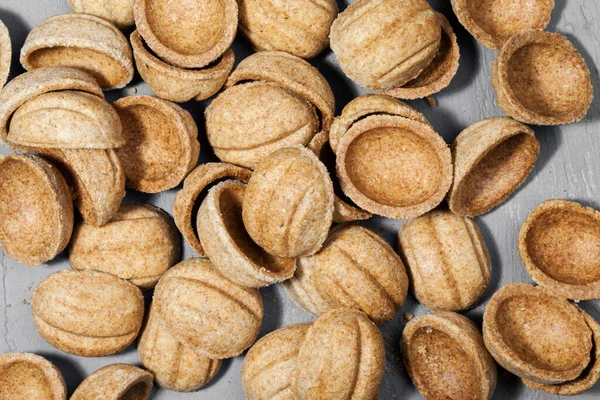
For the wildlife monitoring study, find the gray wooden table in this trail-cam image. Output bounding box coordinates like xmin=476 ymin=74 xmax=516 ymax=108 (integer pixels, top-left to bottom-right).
xmin=1 ymin=0 xmax=599 ymax=399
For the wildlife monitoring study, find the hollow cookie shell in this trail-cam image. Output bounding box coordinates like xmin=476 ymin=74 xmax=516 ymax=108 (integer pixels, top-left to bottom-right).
xmin=329 ymin=94 xmax=431 ymax=154
xmin=448 ymin=117 xmax=539 ymax=217
xmin=20 ymin=14 xmax=134 ymax=89
xmin=399 ymin=209 xmax=491 ymax=312
xmin=8 ymin=90 xmax=124 ymax=150
xmin=32 ymin=270 xmax=145 ymax=357
xmin=0 ymin=155 xmax=73 ymax=266
xmin=0 ymin=20 xmax=11 ymax=89
xmin=0 ymin=353 xmax=66 ymax=400
xmin=134 ymin=0 xmax=237 ymax=68
xmin=518 ymin=199 xmax=600 ymax=300
xmin=68 ymin=0 xmax=135 ymax=28
xmin=131 ymin=31 xmax=234 ymax=102
xmin=40 ymin=148 xmax=125 ymax=227
xmin=307 ymin=131 xmax=371 ymax=223
xmin=138 ymin=304 xmax=221 ymax=392
xmin=0 ymin=66 xmax=103 ymax=145
xmin=401 ymin=311 xmax=497 ymax=400
xmin=330 ymin=0 xmax=441 ymax=91
xmin=69 ymin=202 xmax=180 ymax=290
xmin=451 ymin=0 xmax=554 ymax=49
xmin=237 ymin=0 xmax=337 ymax=59
xmin=383 ymin=13 xmax=460 ymax=100
xmin=299 ymin=224 xmax=409 ymax=324
xmin=292 ymin=308 xmax=385 ymax=400
xmin=243 ymin=146 xmax=334 ymax=259
xmin=197 ymin=180 xmax=295 ymax=288
xmin=173 ymin=162 xmax=252 ymax=256
xmin=242 ymin=323 xmax=311 ymax=400
xmin=522 ymin=310 xmax=600 ymax=395
xmin=113 ymin=95 xmax=200 ymax=193
xmin=492 ymin=30 xmax=593 ymax=125
xmin=483 ymin=283 xmax=593 ymax=384
xmin=336 ymin=114 xmax=452 ymax=219
xmin=153 ymin=258 xmax=264 ymax=359
xmin=70 ymin=364 xmax=153 ymax=400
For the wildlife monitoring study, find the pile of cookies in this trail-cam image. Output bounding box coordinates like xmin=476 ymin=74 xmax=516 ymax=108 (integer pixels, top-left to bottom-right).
xmin=0 ymin=0 xmax=597 ymax=399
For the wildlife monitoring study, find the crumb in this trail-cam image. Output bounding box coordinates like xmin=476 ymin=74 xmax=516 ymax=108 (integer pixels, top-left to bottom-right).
xmin=426 ymin=96 xmax=437 ymax=106
xmin=391 ymin=394 xmax=397 ymax=398
xmin=6 ymin=304 xmax=10 ymax=308
xmin=403 ymin=311 xmax=414 ymax=321
xmin=27 ymin=285 xmax=31 ymax=291
xmin=130 ymin=87 xmax=138 ymax=94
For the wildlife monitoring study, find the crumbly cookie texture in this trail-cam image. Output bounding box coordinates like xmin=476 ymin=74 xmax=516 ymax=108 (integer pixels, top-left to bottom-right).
xmin=519 ymin=199 xmax=600 ymax=300
xmin=20 ymin=13 xmax=133 ymax=89
xmin=69 ymin=202 xmax=180 ymax=290
xmin=32 ymin=270 xmax=145 ymax=357
xmin=0 ymin=154 xmax=73 ymax=266
xmin=483 ymin=283 xmax=594 ymax=385
xmin=0 ymin=353 xmax=67 ymax=400
xmin=70 ymin=364 xmax=153 ymax=400
xmin=492 ymin=29 xmax=593 ymax=125
xmin=401 ymin=311 xmax=497 ymax=400
xmin=399 ymin=209 xmax=491 ymax=311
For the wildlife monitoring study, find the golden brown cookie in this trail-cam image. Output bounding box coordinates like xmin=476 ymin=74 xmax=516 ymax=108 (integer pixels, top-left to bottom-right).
xmin=68 ymin=0 xmax=135 ymax=28
xmin=70 ymin=364 xmax=153 ymax=400
xmin=0 ymin=66 xmax=103 ymax=145
xmin=207 ymin=51 xmax=335 ymax=169
xmin=113 ymin=95 xmax=200 ymax=193
xmin=130 ymin=31 xmax=234 ymax=103
xmin=451 ymin=0 xmax=554 ymax=49
xmin=522 ymin=309 xmax=600 ymax=395
xmin=8 ymin=90 xmax=123 ymax=150
xmin=0 ymin=20 xmax=11 ymax=89
xmin=282 ymin=258 xmax=332 ymax=316
xmin=492 ymin=30 xmax=593 ymax=125
xmin=0 ymin=154 xmax=73 ymax=266
xmin=138 ymin=304 xmax=221 ymax=392
xmin=518 ymin=199 xmax=600 ymax=300
xmin=298 ymin=224 xmax=408 ymax=324
xmin=242 ymin=323 xmax=311 ymax=400
xmin=401 ymin=311 xmax=497 ymax=400
xmin=243 ymin=146 xmax=334 ymax=258
xmin=292 ymin=308 xmax=385 ymax=399
xmin=330 ymin=0 xmax=441 ymax=91
xmin=134 ymin=0 xmax=237 ymax=68
xmin=336 ymin=114 xmax=452 ymax=219
xmin=20 ymin=14 xmax=134 ymax=89
xmin=69 ymin=202 xmax=180 ymax=290
xmin=206 ymin=81 xmax=318 ymax=169
xmin=153 ymin=258 xmax=263 ymax=359
xmin=307 ymin=131 xmax=372 ymax=223
xmin=329 ymin=94 xmax=431 ymax=154
xmin=237 ymin=0 xmax=337 ymax=59
xmin=226 ymin=51 xmax=335 ymax=134
xmin=483 ymin=283 xmax=593 ymax=384
xmin=173 ymin=162 xmax=252 ymax=256
xmin=197 ymin=180 xmax=295 ymax=287
xmin=32 ymin=270 xmax=145 ymax=357
xmin=40 ymin=148 xmax=125 ymax=227
xmin=383 ymin=13 xmax=460 ymax=100
xmin=0 ymin=353 xmax=66 ymax=400
xmin=448 ymin=117 xmax=539 ymax=217
xmin=399 ymin=209 xmax=492 ymax=311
